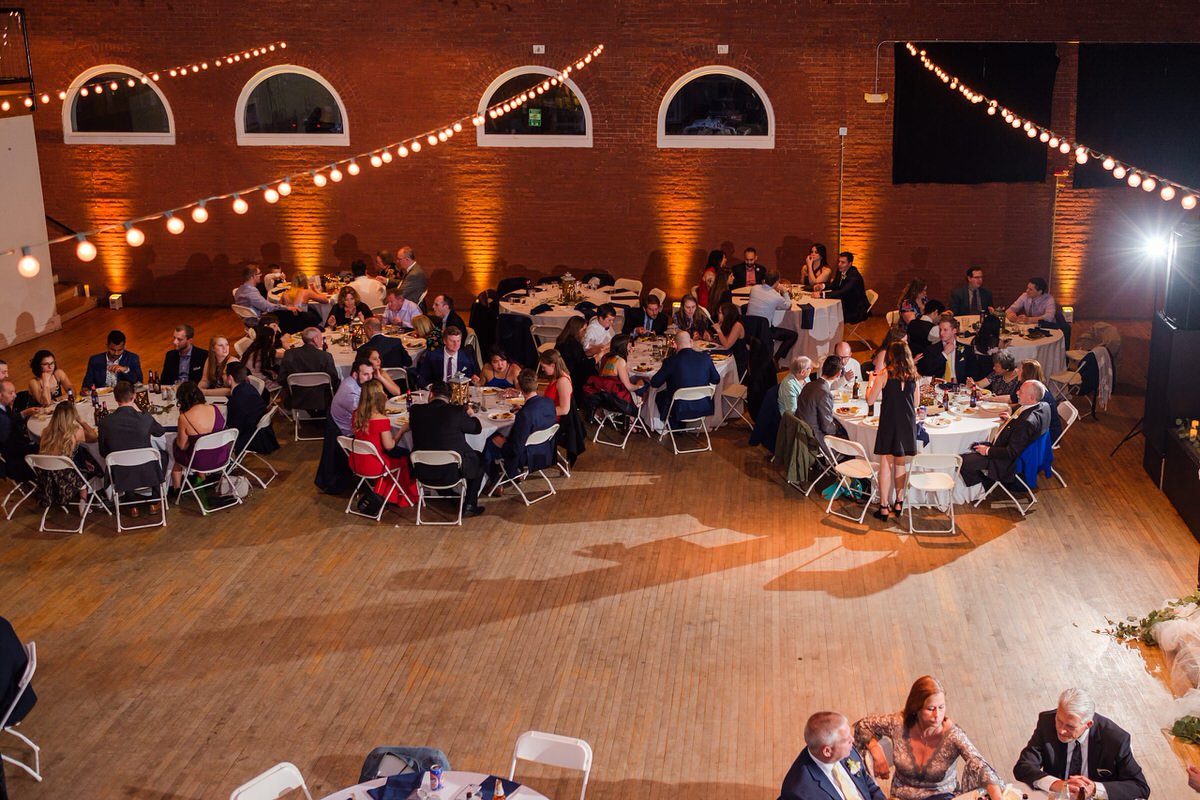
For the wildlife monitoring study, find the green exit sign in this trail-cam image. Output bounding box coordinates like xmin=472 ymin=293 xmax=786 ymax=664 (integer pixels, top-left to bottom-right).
xmin=528 ymin=108 xmax=542 ymax=127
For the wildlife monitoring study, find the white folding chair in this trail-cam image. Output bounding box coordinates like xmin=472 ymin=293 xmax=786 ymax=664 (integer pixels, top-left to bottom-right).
xmin=245 ymin=374 xmax=266 ymax=395
xmin=660 ymin=385 xmax=716 ymax=454
xmin=1 ymin=641 xmax=40 ymax=782
xmin=285 ymin=372 xmax=333 ymax=441
xmin=719 ymin=367 xmax=750 ymax=428
xmin=105 ymin=448 xmax=168 ymax=532
xmin=488 ymin=424 xmax=559 ymax=505
xmin=613 ymin=277 xmax=643 ymax=296
xmin=648 ymin=287 xmax=666 ymax=306
xmin=1 ymin=453 xmax=35 ymax=520
xmin=465 ymin=327 xmax=484 ymax=367
xmin=973 ymin=471 xmax=1037 ymax=516
xmin=177 ymin=428 xmax=242 ymax=516
xmin=384 ymin=367 xmax=409 ymax=395
xmin=822 ymin=436 xmax=878 ymax=524
xmin=233 ymin=336 xmax=253 ymax=358
xmin=845 ymin=289 xmax=880 ymax=349
xmin=538 ymin=341 xmax=557 ymax=355
xmin=410 ymin=450 xmax=466 ymax=525
xmin=231 ymin=304 xmax=259 ymax=326
xmin=509 ymin=730 xmax=593 ymax=800
xmin=593 ymin=402 xmax=650 ymax=449
xmin=339 ymin=436 xmax=413 ymax=521
xmin=370 ymin=305 xmax=387 ymax=317
xmin=885 ymin=309 xmax=900 ymax=327
xmin=1051 ymin=401 xmax=1079 ymax=488
xmin=904 ymin=453 xmax=962 ymax=535
xmin=229 ymin=761 xmax=313 ymax=800
xmin=24 ymin=454 xmax=111 ymax=534
xmin=531 ymin=324 xmax=560 ymax=350
xmin=230 ymin=406 xmax=280 ymax=489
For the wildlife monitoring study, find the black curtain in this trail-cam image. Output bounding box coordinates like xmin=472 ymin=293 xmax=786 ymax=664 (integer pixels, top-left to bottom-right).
xmin=892 ymin=43 xmax=1059 ymax=184
xmin=1074 ymin=44 xmax=1200 ymax=189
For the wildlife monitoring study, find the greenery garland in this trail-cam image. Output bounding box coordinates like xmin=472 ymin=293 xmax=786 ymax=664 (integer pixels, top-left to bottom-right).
xmin=1097 ymin=593 xmax=1200 ymax=646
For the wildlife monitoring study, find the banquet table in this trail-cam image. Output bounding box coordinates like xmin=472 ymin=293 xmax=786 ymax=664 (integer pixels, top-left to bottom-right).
xmin=833 ymin=395 xmax=1005 ymax=502
xmin=955 ymin=314 xmax=1066 ymax=376
xmin=268 ymin=281 xmax=335 ymax=323
xmin=498 ymin=283 xmax=634 ymax=331
xmin=627 ymin=338 xmax=740 ymax=433
xmin=731 ymin=286 xmax=844 ymax=361
xmin=319 ymin=770 xmax=549 ymax=800
xmin=390 ymin=386 xmax=516 ymax=452
xmin=292 ymin=330 xmax=427 ymax=380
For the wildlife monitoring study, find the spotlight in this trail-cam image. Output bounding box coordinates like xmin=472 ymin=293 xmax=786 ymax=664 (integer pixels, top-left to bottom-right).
xmin=1145 ymin=237 xmax=1170 ymax=259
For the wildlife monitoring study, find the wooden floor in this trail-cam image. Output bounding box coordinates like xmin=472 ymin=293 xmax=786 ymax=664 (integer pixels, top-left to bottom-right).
xmin=1 ymin=307 xmax=1197 ymax=799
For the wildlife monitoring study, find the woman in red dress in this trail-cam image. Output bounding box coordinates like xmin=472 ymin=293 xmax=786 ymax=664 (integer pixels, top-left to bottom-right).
xmin=349 ymin=380 xmax=416 ymax=506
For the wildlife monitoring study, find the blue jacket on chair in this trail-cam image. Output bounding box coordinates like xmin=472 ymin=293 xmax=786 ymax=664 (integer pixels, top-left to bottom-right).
xmin=650 ymin=347 xmax=720 ymax=423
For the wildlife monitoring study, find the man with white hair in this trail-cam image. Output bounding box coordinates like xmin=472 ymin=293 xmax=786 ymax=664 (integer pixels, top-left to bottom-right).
xmin=1013 ymin=687 xmax=1149 ymax=799
xmin=959 ymin=379 xmax=1051 ymax=488
xmin=779 ymin=711 xmax=884 ymax=800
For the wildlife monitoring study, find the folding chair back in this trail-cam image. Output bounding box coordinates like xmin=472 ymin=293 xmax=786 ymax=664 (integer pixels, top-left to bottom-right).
xmin=25 ymin=454 xmax=111 ymax=534
xmin=106 ymin=448 xmax=168 ymax=531
xmin=663 ymin=385 xmax=716 ymax=454
xmin=410 ymin=450 xmax=466 ymax=525
xmin=1055 ymin=401 xmax=1079 ymax=448
xmin=286 ymin=372 xmax=333 ymax=441
xmin=231 ymin=304 xmax=258 ymax=326
xmin=509 ymin=730 xmax=593 ymax=800
xmin=648 ymin=288 xmax=666 ymax=306
xmin=234 ymin=336 xmax=253 ymax=358
xmin=885 ymin=309 xmax=899 ymax=327
xmin=179 ymin=428 xmax=241 ymax=515
xmin=613 ymin=277 xmax=643 ymax=295
xmin=1 ymin=640 xmax=40 ymax=782
xmin=286 ymin=372 xmax=333 ymax=404
xmin=864 ymin=289 xmax=879 ymax=313
xmin=346 ymin=438 xmax=390 ymax=480
xmin=384 ymin=368 xmax=409 ymax=394
xmin=246 ymin=374 xmax=266 ymax=395
xmin=229 ymin=761 xmax=313 ymax=800
xmin=846 ymin=290 xmax=880 ymax=349
xmin=824 ymin=435 xmax=869 ymax=462
xmin=671 ymin=384 xmax=716 ymax=413
xmin=232 ymin=406 xmax=280 ymax=489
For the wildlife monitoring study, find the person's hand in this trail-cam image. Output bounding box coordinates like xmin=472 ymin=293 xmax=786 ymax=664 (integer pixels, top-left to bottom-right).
xmin=1067 ymin=775 xmax=1096 ymax=797
xmin=998 ymin=410 xmax=1010 ymax=421
xmin=107 ymin=362 xmax=121 ymax=373
xmin=871 ymin=755 xmax=889 ymax=780
xmin=973 ymin=444 xmax=990 ymax=456
xmin=492 ymin=434 xmax=506 ymax=447
xmin=813 ymin=283 xmax=825 ymax=292
xmin=465 ymin=404 xmax=476 ymax=417
xmin=1018 ymin=314 xmax=1028 ymax=324
xmin=966 ymin=377 xmax=976 ymax=389
xmin=470 ymin=374 xmax=481 ymax=385
xmin=1187 ymin=763 xmax=1200 ymax=791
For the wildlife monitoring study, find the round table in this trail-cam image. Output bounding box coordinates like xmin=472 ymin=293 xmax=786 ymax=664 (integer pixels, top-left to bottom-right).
xmin=318 ymin=769 xmax=549 ymax=800
xmin=286 ymin=330 xmax=427 ymax=380
xmin=499 ymin=284 xmax=635 ymax=331
xmin=731 ymin=287 xmax=845 ymax=361
xmin=627 ymin=338 xmax=740 ymax=432
xmin=956 ymin=315 xmax=1066 ymax=376
xmin=391 ymin=387 xmax=516 ymax=452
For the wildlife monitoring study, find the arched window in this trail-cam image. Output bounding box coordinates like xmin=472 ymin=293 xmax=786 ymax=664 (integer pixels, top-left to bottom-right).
xmin=658 ymin=67 xmax=774 ymax=149
xmin=476 ymin=66 xmax=592 ymax=148
xmin=63 ymin=65 xmax=175 ymax=145
xmin=236 ymin=65 xmax=349 ymax=146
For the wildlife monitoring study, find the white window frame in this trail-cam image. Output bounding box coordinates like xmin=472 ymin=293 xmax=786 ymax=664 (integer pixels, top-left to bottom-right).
xmin=657 ymin=66 xmax=775 ymax=149
xmin=476 ymin=65 xmax=593 ymax=148
xmin=235 ymin=64 xmax=350 ymax=146
xmin=63 ymin=64 xmax=175 ymax=145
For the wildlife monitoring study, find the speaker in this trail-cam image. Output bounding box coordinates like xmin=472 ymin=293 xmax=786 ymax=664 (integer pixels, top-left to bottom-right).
xmin=1164 ymin=222 xmax=1200 ymax=330
xmin=1144 ymin=312 xmax=1200 ymax=456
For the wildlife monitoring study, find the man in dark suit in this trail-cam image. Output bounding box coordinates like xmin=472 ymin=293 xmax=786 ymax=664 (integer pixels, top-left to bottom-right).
xmin=797 ymin=356 xmax=845 ymax=455
xmin=430 ymin=295 xmax=468 ymax=335
xmin=226 ymin=363 xmax=279 ymax=455
xmin=482 ymin=368 xmax=557 ymax=486
xmin=82 ymin=329 xmax=143 ymax=389
xmin=415 ymin=326 xmax=480 ymax=389
xmin=904 ymin=300 xmax=945 ymax=351
xmin=0 ymin=614 xmax=36 ymax=800
xmin=98 ymin=380 xmax=167 ymax=514
xmin=0 ymin=378 xmax=36 ymax=482
xmin=356 ymin=317 xmax=412 ymax=370
xmin=779 ymin=711 xmax=885 ymax=800
xmin=729 ymin=246 xmax=767 ymax=290
xmin=960 ymin=380 xmax=1051 ymax=487
xmin=917 ymin=318 xmax=975 ymax=383
xmin=1013 ymin=687 xmax=1150 ymax=800
xmin=821 ymin=251 xmax=870 ymax=324
xmin=622 ymin=295 xmax=670 ymax=337
xmin=278 ymin=327 xmax=340 ymax=405
xmin=949 ymin=266 xmax=995 ymax=317
xmin=408 ymin=381 xmax=485 ymax=517
xmin=649 ymin=331 xmax=720 ymax=423
xmin=160 ymin=324 xmax=208 ymax=385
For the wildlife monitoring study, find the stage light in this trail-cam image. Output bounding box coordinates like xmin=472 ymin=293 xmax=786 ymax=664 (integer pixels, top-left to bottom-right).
xmin=1145 ymin=237 xmax=1170 ymax=259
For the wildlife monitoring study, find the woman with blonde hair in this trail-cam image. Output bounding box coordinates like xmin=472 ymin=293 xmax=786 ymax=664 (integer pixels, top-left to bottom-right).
xmin=35 ymin=401 xmax=99 ymax=509
xmin=854 ymin=675 xmax=1005 ymax=800
xmin=865 ymin=340 xmax=919 ymax=522
xmin=200 ymin=335 xmax=237 ymax=397
xmin=348 ymin=379 xmax=415 ymax=505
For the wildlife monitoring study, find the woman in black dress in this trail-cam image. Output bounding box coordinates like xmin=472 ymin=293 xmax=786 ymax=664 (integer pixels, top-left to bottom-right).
xmin=866 ymin=340 xmax=919 ymax=522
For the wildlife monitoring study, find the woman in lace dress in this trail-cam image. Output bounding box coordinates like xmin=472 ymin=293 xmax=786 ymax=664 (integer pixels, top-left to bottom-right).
xmin=854 ymin=675 xmax=1005 ymax=800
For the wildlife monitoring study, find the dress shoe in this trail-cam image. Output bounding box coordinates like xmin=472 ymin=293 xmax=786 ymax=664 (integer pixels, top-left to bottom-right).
xmin=148 ymin=503 xmax=161 ymax=514
xmin=129 ymin=506 xmax=141 ymax=518
xmin=463 ymin=504 xmax=485 ymax=518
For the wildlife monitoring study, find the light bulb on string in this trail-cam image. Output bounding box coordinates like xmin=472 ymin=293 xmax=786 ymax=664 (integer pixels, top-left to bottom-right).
xmin=232 ymin=194 xmax=249 ymax=214
xmin=488 ymin=110 xmax=498 ymax=119
xmin=1185 ymin=195 xmax=1198 ymax=211
xmin=1162 ymin=186 xmax=1177 ymax=201
xmin=165 ymin=213 xmax=185 ymax=234
xmin=426 ymin=134 xmax=437 ymax=146
xmin=380 ymin=149 xmax=392 ymax=163
xmin=57 ymin=90 xmax=67 ymax=100
xmin=1039 ymin=131 xmax=1049 ymax=142
xmin=124 ymin=224 xmax=145 ymax=247
xmin=313 ymin=171 xmax=328 ymax=187
xmin=399 ymin=145 xmax=409 ymax=157
xmin=1127 ymin=172 xmax=1141 ymax=187
xmin=0 ymin=101 xmax=8 ymax=112
xmin=1048 ymin=137 xmax=1059 ymax=148
xmin=1011 ymin=118 xmax=1021 ymax=128
xmin=263 ymin=187 xmax=280 ymax=203
xmin=1113 ymin=166 xmax=1127 ymax=180
xmin=370 ymin=154 xmax=383 ymax=168
xmin=1076 ymin=150 xmax=1088 ymax=165
xmin=277 ymin=179 xmax=292 ymax=196
xmin=437 ymin=131 xmax=448 ymax=142
xmin=1058 ymin=142 xmax=1071 ymax=154
xmin=1143 ymin=177 xmax=1157 ymax=192
xmin=192 ymin=203 xmax=209 ymax=223
xmin=22 ymin=97 xmax=32 ymax=108
xmin=17 ymin=247 xmax=39 ymax=278
xmin=411 ymin=141 xmax=421 ymax=153
xmin=329 ymin=167 xmax=343 ymax=182
xmin=445 ymin=127 xmax=455 ymax=137
xmin=1102 ymin=157 xmax=1115 ymax=171
xmin=75 ymin=236 xmax=97 ymax=262
xmin=347 ymin=160 xmax=360 ymax=176
xmin=1027 ymin=128 xmax=1038 ymax=138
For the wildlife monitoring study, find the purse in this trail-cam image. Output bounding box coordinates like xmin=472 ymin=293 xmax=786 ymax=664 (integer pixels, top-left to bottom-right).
xmin=355 ymin=487 xmax=386 ymax=516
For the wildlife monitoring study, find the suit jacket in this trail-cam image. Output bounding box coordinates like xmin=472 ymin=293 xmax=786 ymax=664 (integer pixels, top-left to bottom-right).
xmin=949 ymin=284 xmax=994 ymax=316
xmin=82 ymin=350 xmax=143 ymax=389
xmin=400 ymin=262 xmax=428 ymax=304
xmin=435 ymin=310 xmax=468 ymax=335
xmin=227 ymin=382 xmax=279 ymax=454
xmin=729 ymin=262 xmax=767 ymax=290
xmin=161 ymin=346 xmax=208 ymax=385
xmin=983 ymin=403 xmax=1051 ymax=483
xmin=0 ymin=616 xmax=35 ymax=728
xmin=357 ymin=334 xmax=412 ymax=370
xmin=98 ymin=405 xmax=165 ymax=458
xmin=622 ymin=307 xmax=670 ymax=336
xmin=779 ymin=747 xmax=884 ymax=800
xmin=918 ymin=340 xmax=976 ymax=383
xmin=416 ymin=347 xmax=480 ymax=389
xmin=409 ymin=399 xmax=483 ymax=479
xmin=649 ymin=347 xmax=720 ymax=422
xmin=905 ymin=318 xmax=936 ymax=351
xmin=796 ymin=378 xmax=838 ymax=452
xmin=825 ymin=266 xmax=870 ymax=324
xmin=503 ymin=394 xmax=558 ymax=473
xmin=0 ymin=404 xmax=36 ymax=481
xmin=1013 ymin=711 xmax=1150 ymax=800
xmin=278 ymin=343 xmax=340 ymax=403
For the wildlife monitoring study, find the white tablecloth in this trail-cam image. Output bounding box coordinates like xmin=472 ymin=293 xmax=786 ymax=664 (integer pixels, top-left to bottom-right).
xmin=499 ymin=284 xmax=633 ymax=331
xmin=626 ymin=339 xmax=739 ymax=432
xmin=732 ymin=288 xmax=844 ymax=361
xmin=956 ymin=315 xmax=1066 ymax=376
xmin=319 ymin=770 xmax=550 ymax=800
xmin=298 ymin=331 xmax=427 ymax=380
xmin=391 ymin=387 xmax=516 ymax=452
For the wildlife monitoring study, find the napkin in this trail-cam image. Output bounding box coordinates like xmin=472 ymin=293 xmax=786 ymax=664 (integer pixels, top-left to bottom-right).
xmin=503 ymin=291 xmax=529 ymax=300
xmin=477 ymin=775 xmax=522 ymax=800
xmin=529 ymin=303 xmax=553 ymax=315
xmin=366 ymin=769 xmax=425 ymax=800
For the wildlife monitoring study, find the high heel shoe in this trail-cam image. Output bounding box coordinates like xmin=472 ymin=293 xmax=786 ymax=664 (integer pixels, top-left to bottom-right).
xmin=873 ymin=506 xmax=891 ymax=521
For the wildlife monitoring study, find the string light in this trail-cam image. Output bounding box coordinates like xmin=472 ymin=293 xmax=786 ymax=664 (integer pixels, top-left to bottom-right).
xmin=0 ymin=44 xmax=607 ymax=270
xmin=906 ymin=42 xmax=1200 ymax=210
xmin=165 ymin=213 xmax=185 ymax=234
xmin=17 ymin=247 xmax=39 ymax=278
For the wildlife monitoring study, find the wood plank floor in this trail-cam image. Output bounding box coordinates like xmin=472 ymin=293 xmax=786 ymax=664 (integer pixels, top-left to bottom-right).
xmin=1 ymin=308 xmax=1196 ymax=799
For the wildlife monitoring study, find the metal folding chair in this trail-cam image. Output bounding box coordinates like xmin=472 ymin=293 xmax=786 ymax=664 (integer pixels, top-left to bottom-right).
xmin=228 ymin=762 xmax=312 ymax=800
xmin=177 ymin=428 xmax=242 ymax=515
xmin=230 ymin=406 xmax=280 ymax=489
xmin=1 ymin=640 xmax=40 ymax=782
xmin=1051 ymin=401 xmax=1079 ymax=488
xmin=285 ymin=372 xmax=333 ymax=441
xmin=845 ymin=289 xmax=880 ymax=350
xmin=660 ymin=385 xmax=716 ymax=454
xmin=973 ymin=473 xmax=1038 ymax=516
xmin=105 ymin=448 xmax=168 ymax=532
xmin=821 ymin=436 xmax=878 ymax=524
xmin=1 ymin=453 xmax=35 ymax=520
xmin=410 ymin=450 xmax=466 ymax=525
xmin=904 ymin=453 xmax=962 ymax=535
xmin=509 ymin=730 xmax=592 ymax=800
xmin=24 ymin=454 xmax=111 ymax=534
xmin=488 ymin=424 xmax=560 ymax=505
xmin=339 ymin=436 xmax=413 ymax=521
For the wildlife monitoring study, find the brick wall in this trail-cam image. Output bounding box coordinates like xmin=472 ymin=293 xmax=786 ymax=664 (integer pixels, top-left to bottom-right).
xmin=23 ymin=0 xmax=1200 ymax=318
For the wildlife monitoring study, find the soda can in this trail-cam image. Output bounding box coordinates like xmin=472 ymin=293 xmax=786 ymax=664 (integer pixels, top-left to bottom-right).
xmin=429 ymin=764 xmax=443 ymax=791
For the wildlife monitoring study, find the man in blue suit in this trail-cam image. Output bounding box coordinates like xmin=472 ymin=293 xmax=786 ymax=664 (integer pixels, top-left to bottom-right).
xmin=482 ymin=368 xmax=557 ymax=486
xmin=415 ymin=326 xmax=479 ymax=388
xmin=649 ymin=331 xmax=720 ymax=423
xmin=356 ymin=317 xmax=412 ymax=369
xmin=779 ymin=711 xmax=885 ymax=800
xmin=82 ymin=329 xmax=143 ymax=389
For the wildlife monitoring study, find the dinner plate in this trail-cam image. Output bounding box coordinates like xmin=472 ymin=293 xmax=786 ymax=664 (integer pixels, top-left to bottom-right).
xmin=506 ymin=397 xmax=525 ymax=406
xmin=925 ymin=416 xmax=952 ymax=428
xmin=96 ymin=387 xmax=114 ymax=395
xmin=834 ymin=406 xmax=859 ymax=416
xmin=481 ymin=387 xmax=501 ymax=395
xmin=863 ymin=416 xmax=881 ymax=427
xmin=488 ymin=411 xmax=515 ymax=421
xmin=711 ymin=354 xmax=730 ymax=362
xmin=694 ymin=341 xmax=719 ymax=350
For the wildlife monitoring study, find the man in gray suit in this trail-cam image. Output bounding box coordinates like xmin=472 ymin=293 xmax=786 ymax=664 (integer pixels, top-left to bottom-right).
xmin=98 ymin=380 xmax=167 ymax=514
xmin=397 ymin=245 xmax=427 ymax=305
xmin=797 ymin=355 xmax=844 ymax=455
xmin=278 ymin=327 xmax=340 ymax=406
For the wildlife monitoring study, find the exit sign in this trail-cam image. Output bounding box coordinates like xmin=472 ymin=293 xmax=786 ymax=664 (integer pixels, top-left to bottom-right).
xmin=528 ymin=108 xmax=542 ymax=127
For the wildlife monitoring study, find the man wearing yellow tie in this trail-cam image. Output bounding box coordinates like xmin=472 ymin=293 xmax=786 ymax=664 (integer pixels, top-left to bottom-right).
xmin=779 ymin=712 xmax=886 ymax=800
xmin=917 ymin=318 xmax=976 ymax=384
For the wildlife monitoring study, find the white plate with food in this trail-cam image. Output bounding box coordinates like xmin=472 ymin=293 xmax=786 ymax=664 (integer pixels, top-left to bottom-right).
xmin=481 ymin=386 xmax=502 ymax=395
xmin=924 ymin=416 xmax=952 ymax=428
xmin=710 ymin=353 xmax=730 ymax=362
xmin=693 ymin=340 xmax=719 ymax=350
xmin=488 ymin=411 xmax=515 ymax=421
xmin=834 ymin=406 xmax=861 ymax=417
xmin=863 ymin=416 xmax=881 ymax=427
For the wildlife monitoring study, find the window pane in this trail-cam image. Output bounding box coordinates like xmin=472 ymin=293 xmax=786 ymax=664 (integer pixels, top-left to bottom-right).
xmin=664 ymin=74 xmax=768 ymax=136
xmin=72 ymin=72 xmax=169 ymax=133
xmin=484 ymin=73 xmax=585 ymax=136
xmin=244 ymin=73 xmax=343 ymax=135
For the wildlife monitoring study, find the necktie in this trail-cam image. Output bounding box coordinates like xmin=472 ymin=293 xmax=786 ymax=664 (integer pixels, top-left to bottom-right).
xmin=445 ymin=354 xmax=454 ymax=381
xmin=970 ymin=289 xmax=980 ymax=314
xmin=832 ymin=763 xmax=862 ymax=800
xmin=943 ymin=350 xmax=954 ymax=382
xmin=1067 ymin=740 xmax=1083 ymax=779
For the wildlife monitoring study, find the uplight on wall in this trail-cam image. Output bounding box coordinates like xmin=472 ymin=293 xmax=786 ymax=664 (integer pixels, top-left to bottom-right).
xmin=1061 ymin=305 xmax=1074 ymax=324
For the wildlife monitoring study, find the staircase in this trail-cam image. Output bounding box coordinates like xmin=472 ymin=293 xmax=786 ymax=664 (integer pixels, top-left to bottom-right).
xmin=53 ymin=274 xmax=97 ymax=325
